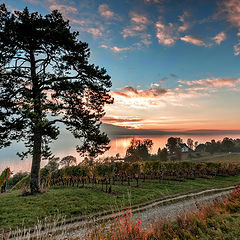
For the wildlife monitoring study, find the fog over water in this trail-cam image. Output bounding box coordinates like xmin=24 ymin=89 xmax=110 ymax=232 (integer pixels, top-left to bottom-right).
xmin=1 ymin=133 xmax=240 ymax=174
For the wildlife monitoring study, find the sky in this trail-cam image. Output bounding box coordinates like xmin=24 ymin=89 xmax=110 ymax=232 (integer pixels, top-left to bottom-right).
xmin=2 ymin=0 xmax=240 ymax=132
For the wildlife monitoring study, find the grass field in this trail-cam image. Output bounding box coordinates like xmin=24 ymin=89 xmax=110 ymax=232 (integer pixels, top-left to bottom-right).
xmin=88 ymin=185 xmax=240 ymax=240
xmin=200 ymin=153 xmax=240 ymax=163
xmin=1 ymin=175 xmax=240 ymax=231
xmin=182 ymin=152 xmax=240 ymax=163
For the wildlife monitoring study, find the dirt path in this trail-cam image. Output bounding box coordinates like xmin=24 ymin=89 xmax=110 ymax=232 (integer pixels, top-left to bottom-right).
xmin=58 ymin=186 xmax=234 ymax=239
xmin=9 ymin=186 xmax=234 ymax=239
xmin=132 ymin=188 xmax=232 ymax=229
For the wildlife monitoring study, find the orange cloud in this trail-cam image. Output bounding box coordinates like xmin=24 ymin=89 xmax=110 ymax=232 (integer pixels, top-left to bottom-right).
xmin=100 ymin=45 xmax=131 ymax=53
xmin=105 ymin=77 xmax=240 ymax=130
xmin=111 ymin=46 xmax=131 ymax=53
xmin=140 ymin=33 xmax=152 ymax=46
xmin=178 ymin=11 xmax=191 ymax=32
xmin=49 ymin=4 xmax=78 ymax=15
xmin=113 ymin=86 xmax=168 ymax=98
xmin=102 ymin=116 xmax=144 ymax=128
xmin=110 ymin=85 xmax=208 ymax=110
xmin=180 ymin=35 xmax=207 ymax=46
xmin=86 ymin=27 xmax=104 ymax=37
xmin=111 ymin=87 xmax=167 ymax=109
xmin=98 ymin=4 xmax=114 ymax=19
xmin=234 ymin=42 xmax=240 ymax=56
xmin=212 ymin=32 xmax=226 ymax=45
xmin=122 ymin=12 xmax=150 ymax=39
xmin=98 ymin=4 xmax=120 ymax=20
xmin=103 ymin=116 xmax=143 ymax=123
xmin=130 ymin=12 xmax=150 ymax=25
xmin=155 ymin=21 xmax=177 ymax=45
xmin=220 ymin=0 xmax=240 ymax=29
xmin=179 ymin=77 xmax=240 ymax=88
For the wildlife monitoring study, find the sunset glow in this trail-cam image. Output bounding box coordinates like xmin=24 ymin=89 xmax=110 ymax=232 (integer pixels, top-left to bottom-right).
xmin=3 ymin=0 xmax=240 ymax=132
xmin=1 ymin=0 xmax=240 ymax=174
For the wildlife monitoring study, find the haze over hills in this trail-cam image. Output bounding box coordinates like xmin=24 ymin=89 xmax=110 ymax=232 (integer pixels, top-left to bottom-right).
xmin=101 ymin=123 xmax=240 ymax=137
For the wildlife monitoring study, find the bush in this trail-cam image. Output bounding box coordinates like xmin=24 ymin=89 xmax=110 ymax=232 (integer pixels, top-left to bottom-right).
xmin=10 ymin=175 xmax=30 ymax=191
xmin=8 ymin=172 xmax=28 ymax=188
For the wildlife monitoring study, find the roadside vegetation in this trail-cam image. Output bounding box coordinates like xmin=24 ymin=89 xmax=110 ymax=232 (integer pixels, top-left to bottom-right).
xmin=1 ymin=175 xmax=240 ymax=231
xmin=87 ymin=184 xmax=240 ymax=240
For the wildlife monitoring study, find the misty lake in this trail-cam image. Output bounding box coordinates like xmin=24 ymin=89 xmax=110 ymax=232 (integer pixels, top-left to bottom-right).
xmin=1 ymin=133 xmax=240 ymax=174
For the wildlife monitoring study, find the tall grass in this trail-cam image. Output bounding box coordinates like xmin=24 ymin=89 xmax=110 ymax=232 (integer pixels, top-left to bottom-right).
xmin=1 ymin=185 xmax=240 ymax=239
xmin=86 ymin=184 xmax=240 ymax=240
xmin=87 ymin=210 xmax=142 ymax=240
xmin=0 ymin=216 xmax=67 ymax=240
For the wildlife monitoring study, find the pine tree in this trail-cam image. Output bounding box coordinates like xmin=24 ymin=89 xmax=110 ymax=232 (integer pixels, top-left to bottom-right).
xmin=0 ymin=4 xmax=113 ymax=193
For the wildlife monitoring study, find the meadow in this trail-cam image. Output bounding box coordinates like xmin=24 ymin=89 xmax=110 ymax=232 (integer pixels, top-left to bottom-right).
xmin=1 ymin=175 xmax=240 ymax=231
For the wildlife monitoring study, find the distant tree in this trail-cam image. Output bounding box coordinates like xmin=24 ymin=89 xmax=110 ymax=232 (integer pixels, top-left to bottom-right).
xmin=194 ymin=141 xmax=198 ymax=150
xmin=158 ymin=147 xmax=168 ymax=161
xmin=157 ymin=147 xmax=161 ymax=156
xmin=195 ymin=144 xmax=206 ymax=152
xmin=166 ymin=137 xmax=182 ymax=155
xmin=166 ymin=137 xmax=177 ymax=155
xmin=0 ymin=5 xmax=113 ymax=193
xmin=187 ymin=138 xmax=194 ymax=150
xmin=175 ymin=148 xmax=182 ymax=161
xmin=125 ymin=138 xmax=153 ymax=162
xmin=46 ymin=157 xmax=60 ymax=172
xmin=81 ymin=156 xmax=95 ymax=166
xmin=166 ymin=137 xmax=183 ymax=161
xmin=222 ymin=137 xmax=234 ymax=152
xmin=60 ymin=155 xmax=77 ymax=167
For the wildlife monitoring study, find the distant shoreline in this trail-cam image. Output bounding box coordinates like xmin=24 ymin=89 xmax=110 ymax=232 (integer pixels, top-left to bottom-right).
xmin=102 ymin=123 xmax=240 ymax=137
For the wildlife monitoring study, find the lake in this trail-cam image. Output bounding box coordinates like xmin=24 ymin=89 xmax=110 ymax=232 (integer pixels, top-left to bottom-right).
xmin=1 ymin=133 xmax=240 ymax=174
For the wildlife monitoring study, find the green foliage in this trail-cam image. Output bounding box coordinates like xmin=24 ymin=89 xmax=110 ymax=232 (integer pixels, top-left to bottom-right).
xmin=0 ymin=168 xmax=11 ymax=192
xmin=60 ymin=156 xmax=77 ymax=167
xmin=44 ymin=160 xmax=240 ymax=193
xmin=125 ymin=139 xmax=153 ymax=162
xmin=0 ymin=4 xmax=113 ymax=158
xmin=196 ymin=137 xmax=240 ymax=154
xmin=166 ymin=137 xmax=182 ymax=155
xmin=151 ymin=147 xmax=169 ymax=161
xmin=0 ymin=4 xmax=113 ymax=193
xmin=10 ymin=175 xmax=30 ymax=191
xmin=45 ymin=157 xmax=60 ymax=172
xmin=7 ymin=172 xmax=28 ymax=187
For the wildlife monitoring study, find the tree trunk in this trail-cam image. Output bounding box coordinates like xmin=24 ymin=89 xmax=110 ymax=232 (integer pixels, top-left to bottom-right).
xmin=30 ymin=48 xmax=42 ymax=194
xmin=30 ymin=127 xmax=42 ymax=194
xmin=109 ymin=177 xmax=112 ymax=193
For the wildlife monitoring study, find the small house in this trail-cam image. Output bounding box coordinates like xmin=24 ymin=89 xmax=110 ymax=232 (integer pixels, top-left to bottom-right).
xmin=178 ymin=143 xmax=192 ymax=152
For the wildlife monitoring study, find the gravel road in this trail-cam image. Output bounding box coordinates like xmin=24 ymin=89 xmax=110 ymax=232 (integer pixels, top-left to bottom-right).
xmin=57 ymin=186 xmax=234 ymax=239
xmin=8 ymin=186 xmax=234 ymax=239
xmin=133 ymin=189 xmax=232 ymax=229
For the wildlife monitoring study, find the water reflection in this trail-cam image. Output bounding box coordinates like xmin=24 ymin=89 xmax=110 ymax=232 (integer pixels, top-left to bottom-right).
xmin=105 ymin=134 xmax=240 ymax=158
xmin=1 ymin=134 xmax=240 ymax=173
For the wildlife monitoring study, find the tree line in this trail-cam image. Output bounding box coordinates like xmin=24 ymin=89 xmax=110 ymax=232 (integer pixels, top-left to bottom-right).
xmin=195 ymin=137 xmax=240 ymax=154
